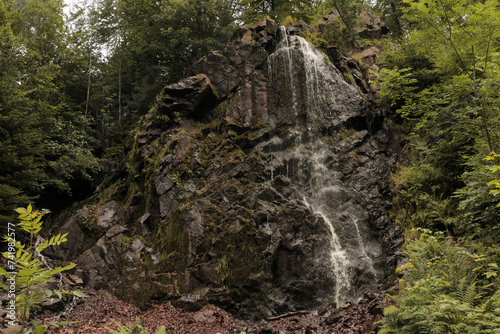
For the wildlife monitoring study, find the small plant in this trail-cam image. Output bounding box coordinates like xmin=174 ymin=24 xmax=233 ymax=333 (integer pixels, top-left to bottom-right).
xmin=172 ymin=171 xmax=182 ymax=189
xmin=0 ymin=205 xmax=82 ymax=333
xmin=121 ymin=236 xmax=131 ymax=251
xmin=108 ymin=317 xmax=166 ymax=334
xmin=153 ymin=114 xmax=170 ymax=126
xmin=215 ymin=254 xmax=230 ymax=284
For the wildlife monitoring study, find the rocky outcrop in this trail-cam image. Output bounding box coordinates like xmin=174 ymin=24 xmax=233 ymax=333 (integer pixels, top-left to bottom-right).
xmin=49 ymin=18 xmax=401 ymax=319
xmin=358 ymin=12 xmax=389 ymax=39
xmin=157 ymin=74 xmax=218 ymax=121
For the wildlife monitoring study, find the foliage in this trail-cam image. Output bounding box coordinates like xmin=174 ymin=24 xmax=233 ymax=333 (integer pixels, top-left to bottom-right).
xmin=453 ymin=153 xmax=500 ymax=239
xmin=87 ymin=0 xmax=239 ymax=122
xmin=380 ymin=229 xmax=500 ymax=333
xmin=323 ymin=0 xmax=366 ymax=33
xmin=378 ymin=4 xmax=500 ymax=331
xmin=239 ymin=0 xmax=322 ymax=24
xmin=486 ymin=153 xmax=500 ymax=204
xmin=390 ymin=164 xmax=458 ymax=230
xmin=0 ymin=205 xmax=82 ymax=333
xmin=108 ymin=317 xmax=166 ymax=334
xmin=375 ymin=0 xmax=406 ymax=37
xmin=0 ymin=0 xmax=100 ymax=225
xmin=378 ymin=0 xmax=500 ymax=239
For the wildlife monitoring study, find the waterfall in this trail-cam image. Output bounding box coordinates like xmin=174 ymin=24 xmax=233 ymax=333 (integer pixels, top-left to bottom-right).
xmin=264 ymin=27 xmax=379 ymax=307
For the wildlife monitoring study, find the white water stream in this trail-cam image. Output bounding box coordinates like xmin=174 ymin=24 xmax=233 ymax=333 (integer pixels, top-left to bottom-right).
xmin=265 ymin=27 xmax=378 ymax=307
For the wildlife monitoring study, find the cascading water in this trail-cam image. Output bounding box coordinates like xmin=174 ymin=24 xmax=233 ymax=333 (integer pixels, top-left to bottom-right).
xmin=263 ymin=27 xmax=380 ymax=307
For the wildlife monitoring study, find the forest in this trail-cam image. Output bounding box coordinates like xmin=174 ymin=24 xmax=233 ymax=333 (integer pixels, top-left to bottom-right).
xmin=1 ymin=0 xmax=500 ymax=332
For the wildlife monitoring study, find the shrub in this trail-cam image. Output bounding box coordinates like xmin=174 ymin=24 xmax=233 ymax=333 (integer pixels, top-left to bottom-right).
xmin=379 ymin=229 xmax=500 ymax=333
xmin=0 ymin=205 xmax=82 ymax=333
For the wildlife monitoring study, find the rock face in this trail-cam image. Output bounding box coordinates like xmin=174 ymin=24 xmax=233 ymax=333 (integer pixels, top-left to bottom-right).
xmin=49 ymin=18 xmax=401 ymax=319
xmin=157 ymin=74 xmax=218 ymax=121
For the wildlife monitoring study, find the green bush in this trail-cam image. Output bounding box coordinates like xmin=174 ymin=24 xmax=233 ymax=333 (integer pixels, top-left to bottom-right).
xmin=380 ymin=229 xmax=500 ymax=333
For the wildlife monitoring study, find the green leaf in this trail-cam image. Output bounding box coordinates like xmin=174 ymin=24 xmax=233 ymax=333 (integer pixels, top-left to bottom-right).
xmin=485 ymin=271 xmax=497 ymax=279
xmin=60 ymin=263 xmax=76 ymax=271
xmin=72 ymin=289 xmax=85 ymax=298
xmin=488 ymin=179 xmax=499 ymax=186
xmin=33 ymin=323 xmax=47 ymax=334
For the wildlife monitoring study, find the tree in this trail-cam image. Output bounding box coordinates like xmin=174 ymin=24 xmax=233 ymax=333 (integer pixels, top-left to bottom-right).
xmin=90 ymin=0 xmax=239 ymax=125
xmin=0 ymin=0 xmax=100 ymax=225
xmin=378 ymin=0 xmax=500 ymax=238
xmin=375 ymin=0 xmax=405 ymax=36
xmin=401 ymin=0 xmax=500 ymax=151
xmin=239 ymin=0 xmax=321 ymax=24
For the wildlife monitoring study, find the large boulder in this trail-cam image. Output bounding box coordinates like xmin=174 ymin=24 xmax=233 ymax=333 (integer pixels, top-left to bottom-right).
xmin=157 ymin=74 xmax=218 ymax=121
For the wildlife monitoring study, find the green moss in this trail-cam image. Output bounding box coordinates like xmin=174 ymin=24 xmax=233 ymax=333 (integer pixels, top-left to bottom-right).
xmin=202 ymin=208 xmax=263 ymax=287
xmin=343 ymin=72 xmax=356 ymax=85
xmin=81 ymin=215 xmax=96 ymax=231
xmin=210 ymin=84 xmax=220 ymax=98
xmin=122 ymin=236 xmax=132 ymax=251
xmin=211 ymin=100 xmax=228 ymax=125
xmin=155 ymin=210 xmax=188 ymax=275
xmin=348 ymin=149 xmax=361 ymax=159
xmin=339 ymin=128 xmax=357 ymax=140
xmin=321 ymin=135 xmax=334 ymax=145
xmin=282 ymin=15 xmax=297 ymax=26
xmin=215 ymin=254 xmax=230 ymax=283
xmin=300 ymin=29 xmax=328 ymax=51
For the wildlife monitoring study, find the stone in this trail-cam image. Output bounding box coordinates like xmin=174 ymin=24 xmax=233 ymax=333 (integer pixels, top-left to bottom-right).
xmin=159 ymin=191 xmax=177 ymax=219
xmin=357 ymin=11 xmax=389 ymax=39
xmin=154 ymin=174 xmax=175 ymax=196
xmin=41 ymin=297 xmax=65 ymax=312
xmin=69 ymin=274 xmax=84 ymax=286
xmin=105 ymin=224 xmax=127 ymax=238
xmin=2 ymin=324 xmax=22 ymax=334
xmin=157 ymin=74 xmax=217 ymax=120
xmin=97 ymin=201 xmax=118 ymax=228
xmin=43 ymin=205 xmax=101 ymax=261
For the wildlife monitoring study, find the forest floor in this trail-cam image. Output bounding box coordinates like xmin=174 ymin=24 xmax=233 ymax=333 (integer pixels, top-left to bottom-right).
xmin=32 ymin=287 xmax=386 ymax=334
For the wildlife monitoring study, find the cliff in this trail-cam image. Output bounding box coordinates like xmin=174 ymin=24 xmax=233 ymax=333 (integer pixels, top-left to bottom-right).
xmin=48 ymin=18 xmax=401 ymax=319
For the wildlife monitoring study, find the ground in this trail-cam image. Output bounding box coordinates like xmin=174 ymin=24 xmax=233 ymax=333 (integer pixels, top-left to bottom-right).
xmin=34 ymin=288 xmax=384 ymax=334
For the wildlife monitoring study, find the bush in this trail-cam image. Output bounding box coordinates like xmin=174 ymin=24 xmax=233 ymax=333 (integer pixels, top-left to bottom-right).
xmin=379 ymin=229 xmax=500 ymax=333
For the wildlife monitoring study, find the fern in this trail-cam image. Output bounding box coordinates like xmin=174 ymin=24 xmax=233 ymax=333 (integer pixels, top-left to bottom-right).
xmin=381 ymin=231 xmax=500 ymax=333
xmin=454 ymin=277 xmax=477 ymax=306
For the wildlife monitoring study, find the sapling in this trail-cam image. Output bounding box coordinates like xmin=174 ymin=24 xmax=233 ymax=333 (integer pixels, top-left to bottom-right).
xmin=0 ymin=204 xmax=82 ymax=333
